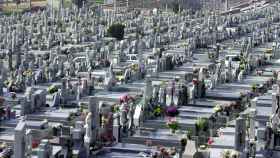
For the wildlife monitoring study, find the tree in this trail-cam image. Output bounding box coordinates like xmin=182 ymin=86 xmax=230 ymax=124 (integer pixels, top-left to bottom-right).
xmin=72 ymin=0 xmax=85 ymax=8
xmin=107 ymin=23 xmax=125 ymax=41
xmin=172 ymin=2 xmax=180 ymax=14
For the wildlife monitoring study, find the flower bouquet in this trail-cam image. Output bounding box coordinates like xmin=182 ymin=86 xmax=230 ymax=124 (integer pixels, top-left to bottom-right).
xmin=153 ymin=105 xmax=162 ymax=117
xmin=111 ymin=105 xmax=120 ymax=113
xmin=213 ymin=104 xmax=222 ymax=113
xmin=192 ymin=78 xmax=198 ymax=85
xmin=195 ymin=118 xmax=208 ymax=132
xmin=166 ymin=106 xmax=179 ymax=117
xmin=180 ymin=138 xmax=187 ymax=147
xmin=167 ymin=120 xmax=179 ymax=134
xmin=221 ymin=149 xmax=235 ymax=158
xmin=47 ymin=85 xmax=58 ymax=94
xmin=119 ymin=94 xmax=133 ymax=103
xmin=251 ymin=84 xmax=257 ymax=92
xmin=23 ymin=69 xmax=33 ymax=77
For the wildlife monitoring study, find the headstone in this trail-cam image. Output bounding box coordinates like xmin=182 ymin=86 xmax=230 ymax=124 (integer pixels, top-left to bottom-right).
xmin=14 ymin=119 xmax=26 ymax=158
xmin=189 ymin=85 xmax=195 ymax=104
xmin=234 ymin=116 xmax=246 ymax=152
xmin=249 ymin=108 xmax=257 ymax=140
xmin=182 ymin=140 xmax=198 ymax=158
xmin=113 ymin=113 xmax=120 ymax=143
xmin=88 ymin=97 xmax=100 ymax=142
xmin=272 ymin=93 xmax=279 ymax=114
xmin=251 ymin=97 xmax=258 ymax=109
xmin=38 ymin=139 xmax=52 ymax=158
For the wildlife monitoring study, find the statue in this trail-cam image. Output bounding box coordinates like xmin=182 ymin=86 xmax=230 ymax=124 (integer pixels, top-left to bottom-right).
xmin=84 ymin=112 xmax=92 ymax=144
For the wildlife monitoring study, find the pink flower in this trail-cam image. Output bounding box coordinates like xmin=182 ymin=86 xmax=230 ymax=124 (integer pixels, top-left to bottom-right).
xmin=207 ymin=137 xmax=214 ymax=145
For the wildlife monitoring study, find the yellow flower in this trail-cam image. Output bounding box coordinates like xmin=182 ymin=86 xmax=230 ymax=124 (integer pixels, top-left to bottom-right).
xmin=213 ymin=105 xmax=222 ymax=113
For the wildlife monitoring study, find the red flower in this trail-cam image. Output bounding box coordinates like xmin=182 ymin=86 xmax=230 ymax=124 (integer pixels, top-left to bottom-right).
xmin=192 ymin=79 xmax=198 ymax=85
xmin=32 ymin=140 xmax=40 ymax=148
xmin=207 ymin=137 xmax=214 ymax=145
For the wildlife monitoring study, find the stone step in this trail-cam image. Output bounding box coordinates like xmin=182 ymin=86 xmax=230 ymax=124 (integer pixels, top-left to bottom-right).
xmin=121 ymin=133 xmax=182 ymax=148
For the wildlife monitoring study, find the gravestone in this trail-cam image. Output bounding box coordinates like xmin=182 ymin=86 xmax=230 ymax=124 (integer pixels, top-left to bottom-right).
xmin=234 ymin=116 xmax=246 ymax=152
xmin=113 ymin=113 xmax=121 ymax=143
xmin=38 ymin=139 xmax=52 ymax=158
xmin=88 ymin=97 xmax=100 ymax=143
xmin=14 ymin=119 xmax=26 ymax=158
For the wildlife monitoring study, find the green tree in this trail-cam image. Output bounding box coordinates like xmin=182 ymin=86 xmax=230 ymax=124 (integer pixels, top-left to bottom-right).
xmin=173 ymin=2 xmax=180 ymax=14
xmin=107 ymin=23 xmax=125 ymax=41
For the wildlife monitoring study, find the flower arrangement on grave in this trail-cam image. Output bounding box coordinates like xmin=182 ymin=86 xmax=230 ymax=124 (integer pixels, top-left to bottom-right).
xmin=208 ymin=52 xmax=214 ymax=59
xmin=47 ymin=85 xmax=58 ymax=94
xmin=166 ymin=119 xmax=180 ymax=134
xmin=192 ymin=78 xmax=199 ymax=85
xmin=153 ymin=105 xmax=162 ymax=117
xmin=131 ymin=64 xmax=139 ymax=72
xmin=230 ymin=150 xmax=240 ymax=158
xmin=3 ymin=80 xmax=9 ymax=87
xmin=166 ymin=105 xmax=179 ymax=117
xmin=195 ymin=117 xmax=208 ymax=133
xmin=32 ymin=140 xmax=40 ymax=149
xmin=239 ymin=63 xmax=245 ymax=71
xmin=251 ymin=83 xmax=257 ymax=92
xmin=207 ymin=137 xmax=214 ymax=145
xmin=119 ymin=94 xmax=130 ymax=103
xmin=23 ymin=69 xmax=33 ymax=77
xmin=199 ymin=145 xmax=207 ymax=150
xmin=221 ymin=149 xmax=240 ymax=158
xmin=180 ymin=138 xmax=187 ymax=147
xmin=186 ymin=129 xmax=193 ymax=139
xmin=111 ymin=104 xmax=120 ymax=113
xmin=79 ymin=103 xmax=86 ymax=113
xmin=213 ymin=104 xmax=222 ymax=113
